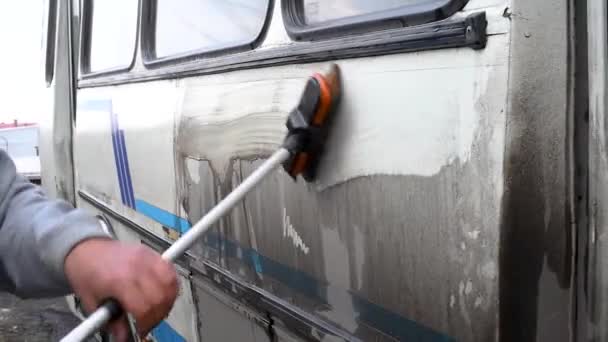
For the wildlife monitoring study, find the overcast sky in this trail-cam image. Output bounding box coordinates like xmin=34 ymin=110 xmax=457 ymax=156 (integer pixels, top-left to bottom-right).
xmin=0 ymin=2 xmax=45 ymax=123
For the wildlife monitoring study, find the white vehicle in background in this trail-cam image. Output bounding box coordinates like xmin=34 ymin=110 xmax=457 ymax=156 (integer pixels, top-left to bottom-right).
xmin=0 ymin=121 xmax=41 ymax=184
xmin=41 ymin=0 xmax=608 ymax=341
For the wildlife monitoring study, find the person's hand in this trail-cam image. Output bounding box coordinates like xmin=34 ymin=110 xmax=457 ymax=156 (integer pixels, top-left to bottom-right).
xmin=64 ymin=238 xmax=178 ymax=341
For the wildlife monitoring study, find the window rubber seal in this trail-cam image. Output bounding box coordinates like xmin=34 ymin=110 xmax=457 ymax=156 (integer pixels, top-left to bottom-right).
xmin=140 ymin=0 xmax=275 ymax=69
xmin=78 ymin=10 xmax=487 ymax=88
xmin=282 ymin=0 xmax=469 ymax=41
xmin=79 ymin=0 xmax=140 ymax=79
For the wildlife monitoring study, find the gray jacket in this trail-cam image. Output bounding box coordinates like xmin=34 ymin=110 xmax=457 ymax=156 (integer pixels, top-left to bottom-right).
xmin=0 ymin=150 xmax=107 ymax=298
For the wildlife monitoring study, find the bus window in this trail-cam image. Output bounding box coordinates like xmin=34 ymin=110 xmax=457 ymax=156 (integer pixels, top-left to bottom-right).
xmin=303 ymin=0 xmax=430 ymax=24
xmin=86 ymin=0 xmax=138 ymax=73
xmin=284 ymin=0 xmax=468 ymax=41
xmin=151 ymin=0 xmax=269 ymax=60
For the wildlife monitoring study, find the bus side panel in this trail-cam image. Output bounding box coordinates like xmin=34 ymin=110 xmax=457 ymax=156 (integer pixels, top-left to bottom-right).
xmin=80 ymin=41 xmax=506 ymax=342
xmin=172 ymin=18 xmax=510 ymax=338
xmin=586 ymin=0 xmax=608 ymax=339
xmin=73 ymin=4 xmax=513 ymax=342
xmin=500 ymin=0 xmax=575 ymax=340
xmin=191 ymin=277 xmax=271 ymax=342
xmin=75 ymin=84 xmax=205 ymax=342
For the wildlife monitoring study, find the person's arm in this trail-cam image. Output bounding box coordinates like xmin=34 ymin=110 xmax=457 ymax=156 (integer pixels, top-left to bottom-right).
xmin=0 ymin=150 xmax=109 ymax=298
xmin=0 ymin=150 xmax=178 ymax=340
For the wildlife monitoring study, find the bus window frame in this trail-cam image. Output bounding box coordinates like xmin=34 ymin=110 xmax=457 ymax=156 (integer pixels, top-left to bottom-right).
xmin=282 ymin=0 xmax=469 ymax=41
xmin=79 ymin=0 xmax=140 ymax=78
xmin=77 ymin=6 xmax=487 ymax=88
xmin=44 ymin=0 xmax=58 ymax=86
xmin=140 ymin=0 xmax=275 ymax=68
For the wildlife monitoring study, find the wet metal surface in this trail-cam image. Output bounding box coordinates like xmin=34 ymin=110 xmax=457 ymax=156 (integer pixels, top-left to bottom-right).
xmin=586 ymin=0 xmax=608 ymax=340
xmin=499 ymin=0 xmax=573 ymax=341
xmin=174 ymin=45 xmax=508 ymax=340
xmin=0 ymin=293 xmax=91 ymax=342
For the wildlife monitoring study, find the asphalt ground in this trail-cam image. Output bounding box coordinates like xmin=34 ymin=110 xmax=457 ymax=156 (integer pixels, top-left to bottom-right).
xmin=0 ymin=292 xmax=94 ymax=342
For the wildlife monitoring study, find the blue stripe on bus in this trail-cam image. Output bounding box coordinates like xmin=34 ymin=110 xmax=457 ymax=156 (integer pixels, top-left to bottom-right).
xmin=151 ymin=321 xmax=186 ymax=342
xmin=109 ymin=112 xmax=129 ymax=206
xmin=117 ymin=129 xmax=135 ymax=208
xmin=81 ymin=100 xmax=129 ymax=206
xmin=134 ymin=199 xmax=191 ymax=234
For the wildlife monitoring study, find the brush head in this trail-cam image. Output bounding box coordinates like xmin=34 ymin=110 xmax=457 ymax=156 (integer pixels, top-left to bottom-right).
xmin=282 ymin=64 xmax=342 ymax=182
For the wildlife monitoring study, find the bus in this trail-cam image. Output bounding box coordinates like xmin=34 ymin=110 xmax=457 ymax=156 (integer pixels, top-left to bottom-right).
xmin=40 ymin=0 xmax=607 ymax=341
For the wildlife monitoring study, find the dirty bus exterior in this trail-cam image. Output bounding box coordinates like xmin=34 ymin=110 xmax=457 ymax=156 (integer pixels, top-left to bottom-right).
xmin=40 ymin=0 xmax=606 ymax=341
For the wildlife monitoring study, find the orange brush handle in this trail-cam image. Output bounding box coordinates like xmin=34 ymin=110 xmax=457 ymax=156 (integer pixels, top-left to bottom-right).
xmin=311 ymin=73 xmax=333 ymax=126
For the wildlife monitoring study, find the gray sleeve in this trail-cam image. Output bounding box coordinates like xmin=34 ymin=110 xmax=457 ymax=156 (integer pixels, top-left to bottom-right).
xmin=0 ymin=151 xmax=109 ymax=299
